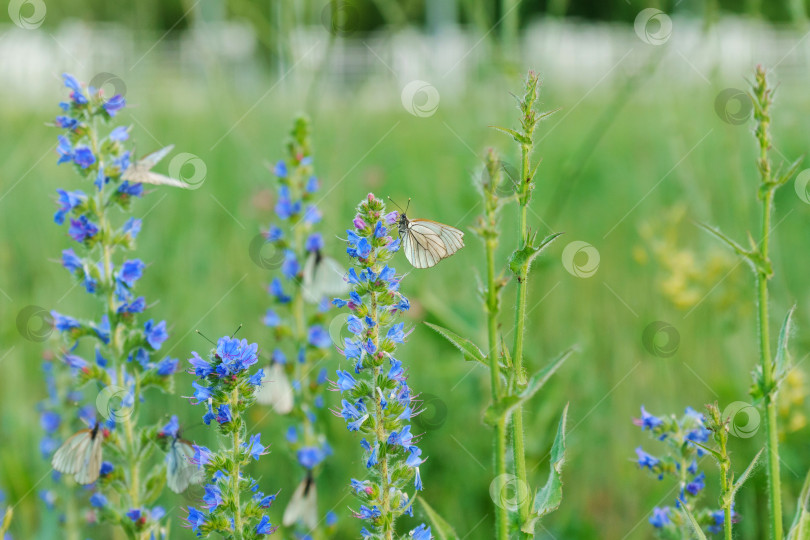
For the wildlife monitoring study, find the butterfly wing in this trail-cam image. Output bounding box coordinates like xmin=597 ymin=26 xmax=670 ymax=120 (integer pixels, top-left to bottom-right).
xmin=404 ymin=219 xmax=464 ymax=268
xmin=166 ymin=438 xmax=203 ymax=493
xmin=122 ymin=145 xmax=190 ymax=189
xmin=282 ymin=477 xmax=318 ymax=529
xmin=255 ymin=363 xmax=294 ymax=414
xmin=302 ymin=252 xmax=349 ymax=304
xmin=135 ymin=145 xmax=174 ymax=170
xmin=52 ymin=428 xmax=102 ymax=484
xmin=131 ymin=171 xmax=192 ymax=189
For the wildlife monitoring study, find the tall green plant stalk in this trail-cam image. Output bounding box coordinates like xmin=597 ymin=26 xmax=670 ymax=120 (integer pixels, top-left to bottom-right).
xmin=475 ymin=149 xmax=509 ymax=539
xmin=509 ymin=71 xmax=542 ymax=527
xmin=700 ymin=65 xmax=804 ymax=540
xmin=752 ymin=65 xmax=783 ymax=540
xmin=428 ymin=71 xmax=570 ymax=538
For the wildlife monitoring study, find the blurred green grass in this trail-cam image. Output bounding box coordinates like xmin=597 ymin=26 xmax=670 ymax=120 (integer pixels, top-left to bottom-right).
xmin=1 ymin=67 xmax=810 ymax=539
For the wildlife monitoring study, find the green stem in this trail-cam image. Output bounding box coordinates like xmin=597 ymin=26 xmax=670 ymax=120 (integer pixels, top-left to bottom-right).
xmin=370 ymin=291 xmax=394 ymax=540
xmin=718 ymin=434 xmax=733 ymax=540
xmin=511 ymin=143 xmax=532 ymax=527
xmin=231 ymin=387 xmax=245 ymax=540
xmin=486 ymin=229 xmax=508 ymax=539
xmin=758 ymin=189 xmax=782 ymax=538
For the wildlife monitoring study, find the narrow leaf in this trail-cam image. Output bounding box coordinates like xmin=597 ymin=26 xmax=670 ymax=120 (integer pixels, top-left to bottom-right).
xmin=680 ymin=502 xmax=709 ymax=540
xmin=774 ymin=305 xmax=797 ymax=380
xmin=489 ymin=125 xmax=531 ymax=145
xmin=775 ymin=155 xmax=804 ymax=187
xmin=419 ymin=497 xmax=460 ymax=540
xmin=484 ymin=348 xmax=574 ymax=424
xmin=424 ymin=322 xmax=487 ymax=367
xmin=523 ymin=404 xmax=569 ymax=534
xmin=729 ymin=448 xmax=764 ymax=500
xmin=788 ymin=468 xmax=810 ymax=540
xmin=690 ymin=440 xmax=724 ymax=462
xmin=696 ymin=222 xmax=748 ymax=257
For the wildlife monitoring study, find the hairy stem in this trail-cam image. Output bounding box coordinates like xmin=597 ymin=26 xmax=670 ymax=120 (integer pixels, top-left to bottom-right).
xmin=511 ymin=142 xmax=532 ymax=527
xmin=370 ymin=291 xmax=394 ymax=539
xmin=231 ymin=387 xmax=245 ymax=540
xmin=485 ymin=214 xmax=508 ymax=539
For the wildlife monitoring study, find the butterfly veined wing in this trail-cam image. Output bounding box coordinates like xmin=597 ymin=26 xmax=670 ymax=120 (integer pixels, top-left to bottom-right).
xmin=52 ymin=427 xmax=103 ymax=485
xmin=166 ymin=438 xmax=204 ymax=493
xmin=282 ymin=476 xmax=318 ymax=529
xmin=301 ymin=251 xmax=350 ymax=304
xmin=122 ymin=145 xmax=190 ymax=189
xmin=133 ymin=145 xmax=174 ymax=171
xmin=403 ymin=218 xmax=465 ymax=269
xmin=255 ymin=363 xmax=294 ymax=414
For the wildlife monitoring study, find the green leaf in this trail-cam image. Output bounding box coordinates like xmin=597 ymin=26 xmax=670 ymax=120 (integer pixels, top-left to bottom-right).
xmin=690 ymin=440 xmax=724 ymax=462
xmin=424 ymin=322 xmax=487 ymax=366
xmin=490 ymin=125 xmax=531 ymax=145
xmin=484 ymin=348 xmax=574 ymax=425
xmin=774 ymin=155 xmax=804 ymax=188
xmin=142 ymin=463 xmax=167 ymax=505
xmin=418 ymin=497 xmax=460 ymax=540
xmin=508 ymin=232 xmax=564 ymax=275
xmin=774 ymin=305 xmax=797 ymax=381
xmin=522 ymin=404 xmax=568 ymax=534
xmin=728 ymin=448 xmax=764 ymax=502
xmin=696 ymin=222 xmax=772 ymax=277
xmin=680 ymin=502 xmax=709 ymax=540
xmin=788 ymin=468 xmax=810 ymax=540
xmin=696 ymin=222 xmax=749 ymax=258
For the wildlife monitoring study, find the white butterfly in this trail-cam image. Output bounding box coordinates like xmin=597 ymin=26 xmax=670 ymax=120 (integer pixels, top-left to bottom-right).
xmin=166 ymin=437 xmax=204 ymax=494
xmin=255 ymin=362 xmax=294 ymax=414
xmin=51 ymin=424 xmax=103 ymax=485
xmin=301 ymin=250 xmax=350 ymax=304
xmin=122 ymin=145 xmax=190 ymax=189
xmin=282 ymin=475 xmax=318 ymax=529
xmin=398 ymin=208 xmax=464 ymax=269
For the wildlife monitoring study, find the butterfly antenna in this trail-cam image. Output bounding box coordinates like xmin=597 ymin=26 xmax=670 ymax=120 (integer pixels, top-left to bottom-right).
xmin=231 ymin=323 xmax=243 ymax=339
xmin=387 ymin=196 xmax=404 ymax=212
xmin=195 ymin=329 xmax=216 ymax=346
xmin=405 ymin=198 xmax=411 ymax=213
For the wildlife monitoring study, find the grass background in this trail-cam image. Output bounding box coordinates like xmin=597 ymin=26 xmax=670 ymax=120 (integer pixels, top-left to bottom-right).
xmin=2 ymin=19 xmax=810 ymax=540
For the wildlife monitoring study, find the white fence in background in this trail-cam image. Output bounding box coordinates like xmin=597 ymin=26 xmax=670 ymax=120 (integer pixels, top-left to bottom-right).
xmin=1 ymin=17 xmax=809 ymax=109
